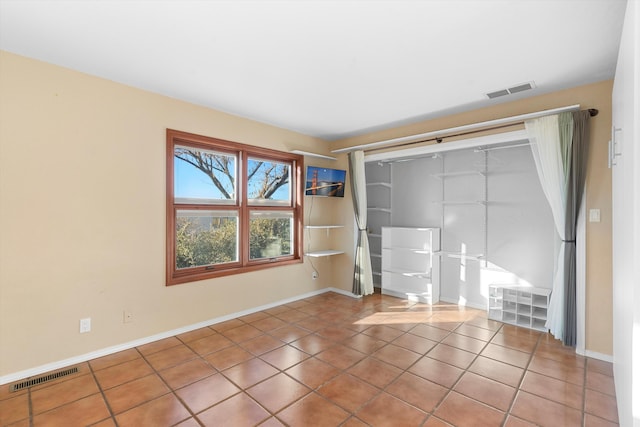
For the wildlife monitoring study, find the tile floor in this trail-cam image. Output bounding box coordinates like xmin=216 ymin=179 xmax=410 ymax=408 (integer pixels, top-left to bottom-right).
xmin=0 ymin=291 xmax=618 ymax=427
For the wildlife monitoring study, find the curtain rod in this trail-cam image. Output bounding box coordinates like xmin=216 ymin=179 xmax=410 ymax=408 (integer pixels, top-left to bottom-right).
xmin=332 ymin=105 xmax=598 ymax=154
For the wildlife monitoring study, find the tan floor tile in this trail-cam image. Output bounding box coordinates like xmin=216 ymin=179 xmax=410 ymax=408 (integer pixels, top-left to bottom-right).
xmin=454 ymin=324 xmax=498 ymax=341
xmin=104 ymin=374 xmax=169 ymax=414
xmin=423 ymin=416 xmax=455 ymax=426
xmin=204 ymin=345 xmax=254 ymax=371
xmin=89 ymin=348 xmax=141 ymax=371
xmin=174 ymin=418 xmax=201 ymax=427
xmin=196 ymin=393 xmax=270 ymax=426
xmin=0 ymin=393 xmax=29 ymax=426
xmin=187 ymin=332 xmax=234 ymax=356
xmin=159 ymin=358 xmax=216 ymax=389
xmin=586 ymin=358 xmax=614 ymax=377
xmin=386 ymin=372 xmax=448 ymax=412
xmin=464 ymin=317 xmax=502 ymax=331
xmin=491 ymin=332 xmax=538 ymax=353
xmin=32 ymin=394 xmax=111 ymax=427
xmin=247 ymin=373 xmax=311 ymax=412
xmin=316 ymin=325 xmax=358 ymax=342
xmin=503 ymin=415 xmax=539 ymax=426
xmin=442 ymin=333 xmax=487 ymax=353
xmin=144 ymin=344 xmax=198 ymax=371
xmin=251 ymin=316 xmax=288 ymax=332
xmin=295 ymin=316 xmax=332 ymax=332
xmin=341 ymin=416 xmax=370 ymax=427
xmin=222 ymin=358 xmax=279 ymax=389
xmin=371 ymin=343 xmax=421 ymax=370
xmin=520 ymin=371 xmax=583 ymax=410
xmin=409 ymin=324 xmax=450 ymax=341
xmin=434 ymin=391 xmax=505 ymax=427
xmin=392 ymin=332 xmax=437 ymax=354
xmin=221 ymin=324 xmax=264 ymax=343
xmin=454 ymin=372 xmax=516 ymax=411
xmin=511 ymin=391 xmax=582 ymax=427
xmin=584 ymin=413 xmax=620 ymax=427
xmin=286 ymin=357 xmax=340 ymax=389
xmin=468 ymin=356 xmax=524 ymax=387
xmin=481 ymin=343 xmax=531 ymax=368
xmin=175 ymin=373 xmax=240 ymax=414
xmin=535 ymin=341 xmax=586 ymax=368
xmin=276 ymin=309 xmax=309 ymax=323
xmin=357 ymin=392 xmax=428 ymax=427
xmin=348 ymin=357 xmax=402 ymax=389
xmin=317 ymin=373 xmax=380 ymax=412
xmin=31 ymin=373 xmax=100 ymax=415
xmin=260 ymin=344 xmax=310 ymax=370
xmin=277 ymin=392 xmax=350 ymax=426
xmin=240 ymin=334 xmax=284 ymax=356
xmin=268 ymin=324 xmax=311 ymax=342
xmin=290 ymin=334 xmax=336 ymax=355
xmin=586 ymin=369 xmax=616 ymax=396
xmin=315 ymin=344 xmax=367 ymax=370
xmin=94 ymin=357 xmax=154 ymax=390
xmin=528 ymin=355 xmax=585 ymax=386
xmin=362 ymin=325 xmax=405 ymax=342
xmin=341 ymin=332 xmax=387 ymax=353
xmin=585 ymin=389 xmax=619 ymax=423
xmin=428 ymin=343 xmax=477 ymax=369
xmin=409 ymin=356 xmax=463 ymax=388
xmin=115 ymin=394 xmax=190 ymax=427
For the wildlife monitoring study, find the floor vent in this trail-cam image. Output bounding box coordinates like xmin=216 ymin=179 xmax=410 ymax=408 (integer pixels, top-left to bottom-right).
xmin=10 ymin=367 xmax=79 ymax=392
xmin=486 ymin=81 xmax=535 ymax=99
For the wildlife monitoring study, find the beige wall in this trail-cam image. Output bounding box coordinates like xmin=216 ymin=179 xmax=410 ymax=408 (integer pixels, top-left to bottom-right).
xmin=331 ymin=80 xmax=614 ymax=355
xmin=0 ymin=51 xmax=353 ymax=378
xmin=0 ymin=50 xmax=613 ymax=380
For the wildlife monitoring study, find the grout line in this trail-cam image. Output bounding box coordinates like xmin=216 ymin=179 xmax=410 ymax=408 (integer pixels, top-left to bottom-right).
xmin=87 ymin=360 xmax=119 ymax=427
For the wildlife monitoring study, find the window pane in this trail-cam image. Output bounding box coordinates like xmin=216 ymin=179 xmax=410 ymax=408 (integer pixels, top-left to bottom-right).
xmin=249 ymin=211 xmax=293 ymax=259
xmin=247 ymin=158 xmax=291 ymax=206
xmin=176 ymin=210 xmax=238 ymax=269
xmin=174 ymin=145 xmax=236 ymax=204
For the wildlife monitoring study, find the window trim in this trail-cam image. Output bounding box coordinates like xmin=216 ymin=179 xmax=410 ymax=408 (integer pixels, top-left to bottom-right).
xmin=166 ymin=129 xmax=304 ymax=285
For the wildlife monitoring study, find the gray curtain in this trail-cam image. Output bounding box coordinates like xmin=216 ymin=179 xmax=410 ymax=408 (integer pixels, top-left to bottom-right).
xmin=563 ymin=110 xmax=591 ymax=346
xmin=348 ymin=151 xmax=374 ymax=296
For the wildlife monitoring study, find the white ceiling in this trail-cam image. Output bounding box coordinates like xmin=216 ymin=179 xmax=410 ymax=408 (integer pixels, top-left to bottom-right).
xmin=0 ymin=0 xmax=627 ymax=141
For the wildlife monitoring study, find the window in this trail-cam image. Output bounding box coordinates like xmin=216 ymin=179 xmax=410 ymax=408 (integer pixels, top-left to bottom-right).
xmin=166 ymin=129 xmax=303 ymax=285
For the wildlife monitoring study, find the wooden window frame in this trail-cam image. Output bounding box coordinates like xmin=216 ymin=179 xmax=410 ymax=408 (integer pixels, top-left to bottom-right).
xmin=166 ymin=129 xmax=304 ymax=286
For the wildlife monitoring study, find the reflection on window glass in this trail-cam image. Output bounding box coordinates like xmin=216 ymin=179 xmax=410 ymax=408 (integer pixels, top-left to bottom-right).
xmin=176 ymin=210 xmax=238 ymax=268
xmin=174 ymin=145 xmax=236 ymax=204
xmin=247 ymin=158 xmax=290 ymax=205
xmin=249 ymin=211 xmax=293 ymax=260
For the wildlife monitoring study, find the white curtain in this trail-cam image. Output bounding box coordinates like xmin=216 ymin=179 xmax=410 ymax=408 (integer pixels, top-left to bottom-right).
xmin=525 ymin=113 xmax=573 ymax=342
xmin=348 ymin=150 xmax=374 ymax=296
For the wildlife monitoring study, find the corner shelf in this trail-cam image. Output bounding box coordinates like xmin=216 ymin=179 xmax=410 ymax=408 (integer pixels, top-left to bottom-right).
xmin=304 ymin=250 xmax=345 ymax=258
xmin=304 ymin=225 xmax=344 ymax=258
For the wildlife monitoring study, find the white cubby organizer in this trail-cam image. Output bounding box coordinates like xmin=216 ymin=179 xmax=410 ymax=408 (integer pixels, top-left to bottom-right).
xmin=488 ymin=284 xmax=551 ymax=332
xmin=381 ymin=226 xmax=440 ymax=304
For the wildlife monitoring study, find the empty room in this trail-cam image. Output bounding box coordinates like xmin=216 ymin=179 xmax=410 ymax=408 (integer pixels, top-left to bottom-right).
xmin=0 ymin=1 xmax=638 ymax=426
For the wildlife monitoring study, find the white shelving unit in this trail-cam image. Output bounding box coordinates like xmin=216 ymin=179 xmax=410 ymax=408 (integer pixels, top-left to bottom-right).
xmin=488 ymin=284 xmax=551 ymax=332
xmin=365 ymin=166 xmax=392 ymax=287
xmin=304 ymin=225 xmax=344 ymax=257
xmin=381 ymin=227 xmax=440 ymax=304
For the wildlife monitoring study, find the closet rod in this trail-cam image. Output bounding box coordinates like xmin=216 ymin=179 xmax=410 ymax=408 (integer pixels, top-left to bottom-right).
xmin=332 ymin=105 xmax=598 ymax=154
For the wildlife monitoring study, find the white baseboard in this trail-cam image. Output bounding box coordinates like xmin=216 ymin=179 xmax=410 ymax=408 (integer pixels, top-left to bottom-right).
xmin=1 ymin=287 xmax=356 ymax=386
xmin=577 ymin=349 xmax=614 ymax=363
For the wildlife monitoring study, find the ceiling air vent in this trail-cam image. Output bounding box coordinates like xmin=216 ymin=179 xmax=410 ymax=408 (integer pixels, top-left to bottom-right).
xmin=486 ymin=81 xmax=535 ymax=99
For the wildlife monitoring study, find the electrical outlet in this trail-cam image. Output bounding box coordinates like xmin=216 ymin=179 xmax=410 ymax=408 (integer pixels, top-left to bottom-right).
xmin=79 ymin=318 xmax=91 ymax=333
xmin=312 ymin=271 xmax=318 ymax=280
xmin=123 ymin=310 xmax=134 ymax=323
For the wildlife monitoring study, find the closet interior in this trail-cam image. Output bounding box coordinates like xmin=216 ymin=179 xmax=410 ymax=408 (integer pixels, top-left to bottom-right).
xmin=365 ymin=138 xmax=556 ymax=331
